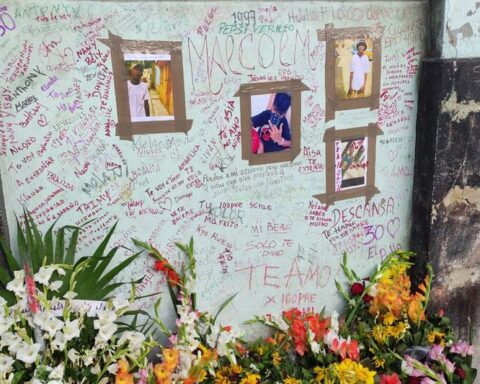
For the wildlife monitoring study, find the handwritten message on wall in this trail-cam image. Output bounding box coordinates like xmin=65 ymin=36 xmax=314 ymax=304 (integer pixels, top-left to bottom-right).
xmin=0 ymin=1 xmax=426 ymax=326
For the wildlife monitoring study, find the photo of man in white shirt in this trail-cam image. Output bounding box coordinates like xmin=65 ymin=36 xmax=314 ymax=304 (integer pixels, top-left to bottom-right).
xmin=127 ymin=63 xmax=150 ymax=121
xmin=348 ymin=42 xmax=370 ymax=97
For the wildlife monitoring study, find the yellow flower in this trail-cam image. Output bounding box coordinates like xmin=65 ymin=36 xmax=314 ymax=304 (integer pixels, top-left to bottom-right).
xmin=272 ymin=351 xmax=282 ymax=367
xmin=389 ymin=322 xmax=409 ymax=339
xmin=283 ymin=377 xmax=302 ymax=384
xmin=215 ymin=377 xmax=230 ymax=384
xmin=314 ymin=366 xmax=327 ymax=383
xmin=230 ymin=364 xmax=243 ymax=375
xmin=372 ymin=325 xmax=388 ymax=345
xmin=257 ymin=345 xmax=265 ymax=356
xmin=427 ymin=330 xmax=445 ymax=346
xmin=240 ymin=373 xmax=261 ymax=384
xmin=197 ymin=369 xmax=208 ymax=383
xmin=215 ymin=371 xmax=231 ymax=384
xmin=372 ymin=356 xmax=385 ymax=368
xmin=382 ymin=312 xmax=396 ymax=325
xmin=335 ymin=359 xmax=376 ymax=384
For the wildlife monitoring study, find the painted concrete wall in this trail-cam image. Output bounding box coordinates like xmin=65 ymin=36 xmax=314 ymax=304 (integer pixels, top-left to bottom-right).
xmin=0 ymin=1 xmax=426 ymax=327
xmin=442 ymin=0 xmax=480 ymax=58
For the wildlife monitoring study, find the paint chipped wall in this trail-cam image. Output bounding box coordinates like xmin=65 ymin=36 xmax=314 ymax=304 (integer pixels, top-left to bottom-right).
xmin=412 ymin=59 xmax=480 ymax=371
xmin=443 ymin=0 xmax=480 ymax=58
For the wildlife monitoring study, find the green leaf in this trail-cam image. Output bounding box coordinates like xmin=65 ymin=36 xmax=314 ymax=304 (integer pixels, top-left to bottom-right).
xmin=43 ymin=221 xmax=56 ymax=265
xmin=93 ymin=282 xmax=125 ymax=299
xmin=0 ymin=266 xmax=12 ymax=286
xmin=75 ymin=248 xmax=119 ymax=294
xmin=132 ymin=238 xmax=152 ymax=251
xmin=92 ymin=222 xmax=118 ymax=260
xmin=0 ymin=236 xmax=18 ymax=271
xmin=94 ymin=252 xmax=140 ymax=290
xmin=64 ymin=227 xmax=80 ymax=265
xmin=54 ymin=227 xmax=65 ymax=264
xmin=213 ymin=293 xmax=238 ymax=324
xmin=413 ymin=332 xmax=422 ymax=345
xmin=27 ymin=212 xmax=45 ymax=269
xmin=174 ymin=242 xmax=188 ymax=253
xmin=16 ymin=218 xmax=28 ymax=267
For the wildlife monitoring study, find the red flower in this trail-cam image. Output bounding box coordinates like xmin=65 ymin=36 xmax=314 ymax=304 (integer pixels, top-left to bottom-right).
xmin=305 ymin=313 xmax=330 ymax=341
xmin=408 ymin=377 xmax=422 ymax=384
xmin=346 ymin=339 xmax=360 ymax=361
xmin=351 ymin=282 xmax=364 ymax=296
xmin=291 ymin=318 xmax=307 ymax=356
xmin=380 ymin=373 xmax=401 ymax=384
xmin=154 ymin=260 xmax=168 ymax=272
xmin=223 ymin=325 xmax=232 ymax=332
xmin=167 ymin=269 xmax=181 ymax=286
xmin=454 ymin=367 xmax=466 ymax=379
xmin=363 ymin=294 xmax=374 ymax=303
xmin=283 ymin=308 xmax=302 ymax=322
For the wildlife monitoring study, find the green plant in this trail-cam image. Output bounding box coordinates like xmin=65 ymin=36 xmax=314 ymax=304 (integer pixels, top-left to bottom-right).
xmin=0 ymin=212 xmax=140 ymax=304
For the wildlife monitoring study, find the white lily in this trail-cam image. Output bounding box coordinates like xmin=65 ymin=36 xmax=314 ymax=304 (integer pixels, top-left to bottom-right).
xmin=35 ymin=266 xmax=66 ymax=286
xmin=0 ymin=353 xmax=14 ymax=373
xmin=43 ymin=316 xmax=65 ymax=337
xmin=48 ymin=363 xmax=65 ymax=379
xmin=6 ymin=270 xmax=25 ymax=296
xmin=15 ymin=342 xmax=41 ymax=364
xmin=63 ymin=319 xmax=81 ymax=341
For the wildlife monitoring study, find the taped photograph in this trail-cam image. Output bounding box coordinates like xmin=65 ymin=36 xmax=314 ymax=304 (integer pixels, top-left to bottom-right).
xmin=124 ymin=53 xmax=174 ymax=122
xmin=99 ymin=32 xmax=192 ymax=139
xmin=335 ymin=37 xmax=373 ymax=100
xmin=250 ymin=92 xmax=292 ymax=154
xmin=335 ymin=137 xmax=368 ymax=191
xmin=318 ymin=25 xmax=384 ymax=122
xmin=313 ymin=124 xmax=382 ymax=206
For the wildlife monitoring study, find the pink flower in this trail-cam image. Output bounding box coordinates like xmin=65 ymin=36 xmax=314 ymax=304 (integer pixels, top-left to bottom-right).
xmin=135 ymin=367 xmax=149 ymax=384
xmin=450 ymin=341 xmax=474 ymax=357
xmin=168 ymin=334 xmax=177 ymax=346
xmin=420 ymin=378 xmax=435 ymax=384
xmin=444 ymin=358 xmax=455 ymax=373
xmin=428 ymin=344 xmax=444 ymax=361
xmin=402 ymin=355 xmax=425 ymax=377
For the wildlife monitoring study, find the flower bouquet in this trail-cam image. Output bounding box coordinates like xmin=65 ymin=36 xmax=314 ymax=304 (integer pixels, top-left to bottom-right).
xmin=0 ymin=264 xmax=153 ymax=384
xmin=132 ymin=239 xmax=240 ymax=384
xmin=337 ymin=250 xmax=477 ymax=384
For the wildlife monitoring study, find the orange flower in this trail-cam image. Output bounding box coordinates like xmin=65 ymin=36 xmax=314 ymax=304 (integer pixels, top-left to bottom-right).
xmin=115 ymin=360 xmax=134 ymax=384
xmin=185 ymin=377 xmax=197 ymax=384
xmin=116 ymin=372 xmax=134 ymax=384
xmin=117 ymin=360 xmax=129 ymax=373
xmin=154 ymin=363 xmax=172 ymax=381
xmin=290 ymin=318 xmax=307 ymax=355
xmin=407 ymin=296 xmax=425 ymax=323
xmin=162 ymin=348 xmax=179 ymax=366
xmin=305 ymin=313 xmax=330 ymax=341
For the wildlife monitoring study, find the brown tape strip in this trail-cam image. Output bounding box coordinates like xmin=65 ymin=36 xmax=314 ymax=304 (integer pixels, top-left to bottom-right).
xmin=318 ymin=24 xmax=384 ymax=122
xmin=98 ymin=31 xmax=191 ymax=140
xmin=314 ymin=124 xmax=383 ymax=206
xmin=235 ymin=80 xmax=310 ymax=166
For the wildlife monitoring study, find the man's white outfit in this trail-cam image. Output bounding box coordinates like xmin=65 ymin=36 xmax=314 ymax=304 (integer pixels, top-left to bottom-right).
xmin=350 ymin=54 xmax=370 ymax=91
xmin=128 ymin=81 xmax=150 ymax=120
